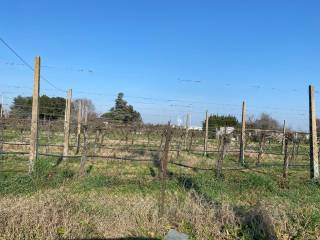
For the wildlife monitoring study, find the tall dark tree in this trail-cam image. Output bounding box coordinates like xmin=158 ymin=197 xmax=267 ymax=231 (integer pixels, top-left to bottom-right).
xmin=102 ymin=93 xmax=142 ymax=123
xmin=203 ymin=114 xmax=240 ymax=130
xmin=202 ymin=114 xmax=239 ymax=139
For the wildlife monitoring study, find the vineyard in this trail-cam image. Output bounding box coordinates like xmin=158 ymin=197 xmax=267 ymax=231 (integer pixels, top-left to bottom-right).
xmin=0 ymin=57 xmax=320 ymax=240
xmin=2 ymin=1 xmax=320 ymax=238
xmin=1 ymin=86 xmax=320 ymax=239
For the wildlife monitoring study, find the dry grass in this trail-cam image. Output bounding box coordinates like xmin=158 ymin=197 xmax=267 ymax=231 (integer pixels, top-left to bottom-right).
xmin=0 ymin=186 xmax=244 ymax=240
xmin=0 ymin=132 xmax=318 ymax=239
xmin=2 ymin=183 xmax=314 ymax=240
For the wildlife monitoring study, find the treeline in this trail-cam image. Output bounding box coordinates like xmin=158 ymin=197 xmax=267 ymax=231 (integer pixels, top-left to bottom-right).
xmin=10 ymin=95 xmax=66 ymax=120
xmin=203 ymin=113 xmax=282 ymax=131
xmin=8 ymin=92 xmax=142 ymax=124
xmin=7 ymin=93 xmax=284 ymax=130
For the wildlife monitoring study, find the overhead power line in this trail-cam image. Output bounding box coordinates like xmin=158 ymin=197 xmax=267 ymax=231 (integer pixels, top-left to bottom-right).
xmin=0 ymin=37 xmax=65 ymax=93
xmin=0 ymin=58 xmax=93 ymax=73
xmin=0 ymin=38 xmax=34 ymax=71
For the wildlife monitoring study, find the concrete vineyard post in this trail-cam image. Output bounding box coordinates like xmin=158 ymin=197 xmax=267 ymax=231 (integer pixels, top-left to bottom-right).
xmin=29 ymin=56 xmax=40 ymax=174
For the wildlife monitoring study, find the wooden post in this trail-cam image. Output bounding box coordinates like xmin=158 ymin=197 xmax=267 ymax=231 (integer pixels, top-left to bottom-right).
xmin=46 ymin=120 xmax=51 ymax=154
xmin=125 ymin=128 xmax=129 ymax=145
xmin=309 ymin=85 xmax=319 ymax=179
xmin=188 ymin=131 xmax=195 ymax=152
xmin=147 ymin=130 xmax=151 ymax=148
xmin=295 ymin=132 xmax=300 ymax=160
xmin=239 ymin=101 xmax=246 ymax=165
xmin=283 ymin=137 xmax=289 ymax=180
xmin=176 ymin=132 xmax=183 ymax=159
xmin=94 ymin=128 xmax=101 ymax=154
xmin=29 ymin=56 xmax=40 ymax=173
xmin=84 ymin=104 xmax=88 ymax=125
xmin=204 ymin=110 xmax=209 ymax=156
xmin=79 ymin=106 xmax=88 ymax=176
xmin=159 ymin=122 xmax=172 ymax=217
xmin=131 ymin=128 xmax=136 ymax=145
xmin=98 ymin=131 xmax=106 ymax=153
xmin=216 ymin=134 xmax=228 ymax=178
xmin=63 ymin=89 xmax=72 ymax=159
xmin=257 ymin=132 xmax=265 ymax=166
xmin=290 ymin=132 xmax=297 ymax=164
xmin=159 ymin=131 xmax=165 ymax=150
xmin=281 ymin=120 xmax=286 ymax=154
xmin=0 ymin=116 xmax=4 ymax=162
xmin=0 ymin=117 xmax=3 ymax=160
xmin=75 ymin=100 xmax=82 ymax=154
xmin=184 ymin=113 xmax=190 ymax=150
xmin=0 ymin=95 xmax=3 ymax=118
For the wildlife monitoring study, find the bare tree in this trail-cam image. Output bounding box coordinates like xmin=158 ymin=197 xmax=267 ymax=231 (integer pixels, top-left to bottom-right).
xmin=72 ymin=98 xmax=96 ymax=120
xmin=249 ymin=113 xmax=280 ymax=130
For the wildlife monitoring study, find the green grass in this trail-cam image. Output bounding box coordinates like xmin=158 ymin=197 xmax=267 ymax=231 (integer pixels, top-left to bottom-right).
xmin=0 ymin=146 xmax=319 ymax=239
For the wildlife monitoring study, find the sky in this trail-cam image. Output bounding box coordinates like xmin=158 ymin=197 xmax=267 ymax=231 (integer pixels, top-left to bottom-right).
xmin=1 ymin=0 xmax=320 ymax=130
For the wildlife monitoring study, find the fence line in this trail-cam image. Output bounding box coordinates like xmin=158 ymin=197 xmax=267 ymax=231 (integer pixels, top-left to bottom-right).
xmin=0 ymin=56 xmax=318 ymax=181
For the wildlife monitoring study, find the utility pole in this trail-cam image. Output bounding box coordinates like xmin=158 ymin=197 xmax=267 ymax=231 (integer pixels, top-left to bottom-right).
xmin=29 ymin=56 xmax=40 ymax=173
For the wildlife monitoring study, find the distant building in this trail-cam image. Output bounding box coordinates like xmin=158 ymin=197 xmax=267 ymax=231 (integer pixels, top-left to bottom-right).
xmin=215 ymin=127 xmax=235 ymax=139
xmin=189 ymin=126 xmax=202 ymax=131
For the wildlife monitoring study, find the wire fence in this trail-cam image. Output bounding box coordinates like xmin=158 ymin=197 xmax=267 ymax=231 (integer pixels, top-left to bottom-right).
xmin=3 ymin=38 xmax=320 ymax=240
xmin=0 ymin=106 xmax=311 ymax=175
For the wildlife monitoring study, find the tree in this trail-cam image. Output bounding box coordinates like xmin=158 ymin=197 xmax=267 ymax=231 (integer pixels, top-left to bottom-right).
xmin=101 ymin=93 xmax=142 ymax=124
xmin=203 ymin=114 xmax=240 ymax=130
xmin=248 ymin=113 xmax=280 ymax=130
xmin=72 ymin=98 xmax=96 ymax=120
xmin=10 ymin=95 xmax=66 ymax=120
xmin=316 ymin=119 xmax=320 ymax=138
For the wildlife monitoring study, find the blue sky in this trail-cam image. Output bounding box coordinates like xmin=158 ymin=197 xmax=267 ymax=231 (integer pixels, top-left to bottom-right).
xmin=1 ymin=0 xmax=320 ymax=130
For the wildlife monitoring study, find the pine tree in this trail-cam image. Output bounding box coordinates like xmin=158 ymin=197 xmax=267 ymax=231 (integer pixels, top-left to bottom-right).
xmin=102 ymin=93 xmax=142 ymax=124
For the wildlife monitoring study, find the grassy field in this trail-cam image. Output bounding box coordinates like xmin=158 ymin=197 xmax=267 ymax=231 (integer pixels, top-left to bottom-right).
xmin=1 ymin=148 xmax=319 ymax=240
